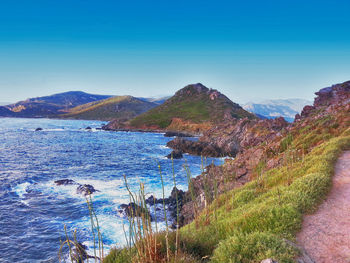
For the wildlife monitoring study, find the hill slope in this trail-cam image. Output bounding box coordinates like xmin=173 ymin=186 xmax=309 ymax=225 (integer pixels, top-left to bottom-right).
xmin=2 ymin=91 xmax=112 ymax=118
xmin=105 ymin=80 xmax=350 ymax=262
xmin=107 ymin=81 xmax=350 ymax=263
xmin=61 ymin=96 xmax=157 ymax=121
xmin=110 ymin=83 xmax=255 ymax=131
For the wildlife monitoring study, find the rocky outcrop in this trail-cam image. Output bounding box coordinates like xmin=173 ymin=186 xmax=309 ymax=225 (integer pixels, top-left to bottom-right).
xmin=167 ymin=117 xmax=288 ymax=157
xmin=120 ymin=187 xmax=187 ymax=227
xmin=167 ymin=138 xmax=225 ymax=157
xmin=119 ymin=202 xmax=153 ymax=220
xmin=54 ymin=179 xmax=99 ymax=196
xmin=76 ymin=184 xmax=98 ymax=195
xmin=54 ymin=179 xmax=76 ymax=185
xmin=166 ymin=150 xmax=183 ymax=159
xmin=175 ymin=80 xmax=350 ymax=227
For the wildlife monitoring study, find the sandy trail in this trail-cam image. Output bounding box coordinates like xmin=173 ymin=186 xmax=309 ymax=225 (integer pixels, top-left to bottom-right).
xmin=297 ymin=151 xmax=350 ymax=263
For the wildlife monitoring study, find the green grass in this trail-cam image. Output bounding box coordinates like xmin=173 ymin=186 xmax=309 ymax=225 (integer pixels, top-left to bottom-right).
xmin=104 ymin=127 xmax=350 ymax=262
xmin=176 ymin=132 xmax=350 ymax=262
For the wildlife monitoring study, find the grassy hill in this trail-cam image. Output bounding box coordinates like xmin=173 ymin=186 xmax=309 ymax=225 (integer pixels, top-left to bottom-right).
xmin=61 ymin=95 xmax=157 ymax=121
xmin=129 ymin=83 xmax=255 ymax=129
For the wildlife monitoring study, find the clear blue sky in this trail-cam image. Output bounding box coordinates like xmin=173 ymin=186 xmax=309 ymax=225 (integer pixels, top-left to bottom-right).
xmin=1 ymin=0 xmax=350 ymax=104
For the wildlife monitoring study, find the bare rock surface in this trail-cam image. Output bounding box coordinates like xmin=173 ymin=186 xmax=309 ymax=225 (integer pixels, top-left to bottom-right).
xmin=297 ymin=151 xmax=350 ymax=263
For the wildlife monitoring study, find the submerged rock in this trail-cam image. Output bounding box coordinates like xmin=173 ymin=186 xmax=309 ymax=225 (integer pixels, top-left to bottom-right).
xmin=120 ymin=202 xmax=153 ymax=220
xmin=166 ymin=150 xmax=183 ymax=159
xmin=85 ymin=126 xmax=92 ymax=130
xmin=71 ymin=242 xmax=98 ymax=263
xmin=35 ymin=127 xmax=43 ymax=131
xmin=54 ymin=179 xmax=76 ymax=186
xmin=76 ymin=184 xmax=98 ymax=195
xmin=55 ymin=179 xmax=99 ymax=196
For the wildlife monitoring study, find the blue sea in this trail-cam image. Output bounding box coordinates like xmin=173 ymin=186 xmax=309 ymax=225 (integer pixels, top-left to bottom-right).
xmin=0 ymin=118 xmax=223 ymax=263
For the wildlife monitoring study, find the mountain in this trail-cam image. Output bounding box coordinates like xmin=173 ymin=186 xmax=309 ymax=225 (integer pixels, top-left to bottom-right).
xmin=243 ymin=98 xmax=312 ymax=122
xmin=61 ymin=95 xmax=158 ymax=121
xmin=0 ymin=106 xmax=14 ymax=117
xmin=137 ymin=96 xmax=171 ymax=105
xmin=104 ymin=83 xmax=255 ymax=132
xmin=2 ymin=91 xmax=113 ymax=118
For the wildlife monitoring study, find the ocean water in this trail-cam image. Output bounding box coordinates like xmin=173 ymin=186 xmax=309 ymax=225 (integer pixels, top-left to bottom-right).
xmin=0 ymin=118 xmax=223 ymax=262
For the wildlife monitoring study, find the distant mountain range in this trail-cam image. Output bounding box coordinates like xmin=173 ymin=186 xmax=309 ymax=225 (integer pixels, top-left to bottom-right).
xmin=243 ymin=99 xmax=312 ymax=122
xmin=0 ymin=89 xmax=312 ymax=124
xmin=0 ymin=91 xmax=166 ymax=120
xmin=1 ymin=91 xmax=113 ymax=118
xmin=137 ymin=96 xmax=171 ymax=105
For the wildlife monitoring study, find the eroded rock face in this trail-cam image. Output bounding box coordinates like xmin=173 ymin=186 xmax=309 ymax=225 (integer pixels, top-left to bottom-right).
xmin=298 ymin=81 xmax=350 ymax=119
xmin=314 ymin=81 xmax=350 ymax=107
xmin=167 ymin=138 xmax=225 ymax=157
xmin=167 ymin=117 xmax=288 ymax=158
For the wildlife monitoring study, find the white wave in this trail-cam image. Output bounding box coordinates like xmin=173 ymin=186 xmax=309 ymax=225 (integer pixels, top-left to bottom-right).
xmin=159 ymin=145 xmax=169 ymax=149
xmin=13 ymin=182 xmax=31 ymax=198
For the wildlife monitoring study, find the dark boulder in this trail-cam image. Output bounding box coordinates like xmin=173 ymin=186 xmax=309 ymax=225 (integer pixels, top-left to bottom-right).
xmin=145 ymin=195 xmax=159 ymax=205
xmin=166 ymin=150 xmax=183 ymax=159
xmin=71 ymin=242 xmax=98 ymax=263
xmin=85 ymin=126 xmax=92 ymax=130
xmin=35 ymin=128 xmax=43 ymax=131
xmin=167 ymin=138 xmax=224 ymax=157
xmin=54 ymin=179 xmax=76 ymax=186
xmin=120 ymin=202 xmax=153 ymax=220
xmin=76 ymin=184 xmax=98 ymax=195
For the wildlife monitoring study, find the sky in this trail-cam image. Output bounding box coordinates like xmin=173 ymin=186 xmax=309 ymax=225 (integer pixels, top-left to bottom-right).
xmin=0 ymin=0 xmax=350 ymax=104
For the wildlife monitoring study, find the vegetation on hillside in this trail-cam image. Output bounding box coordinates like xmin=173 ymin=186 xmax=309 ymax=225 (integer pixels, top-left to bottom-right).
xmin=61 ymin=96 xmax=157 ymax=121
xmin=103 ymin=124 xmax=350 ymax=262
xmin=129 ymin=84 xmax=255 ymax=129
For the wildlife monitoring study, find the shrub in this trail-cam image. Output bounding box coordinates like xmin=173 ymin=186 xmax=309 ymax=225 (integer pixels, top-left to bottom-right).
xmin=211 ymin=232 xmax=297 ymax=263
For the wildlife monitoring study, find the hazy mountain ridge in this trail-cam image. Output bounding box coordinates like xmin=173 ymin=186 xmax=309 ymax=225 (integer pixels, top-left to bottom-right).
xmin=243 ymin=98 xmax=312 ymax=122
xmin=137 ymin=96 xmax=171 ymax=105
xmin=2 ymin=91 xmax=113 ymax=118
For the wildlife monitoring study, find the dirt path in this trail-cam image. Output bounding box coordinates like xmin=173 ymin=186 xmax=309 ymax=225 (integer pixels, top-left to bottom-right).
xmin=297 ymin=151 xmax=350 ymax=263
